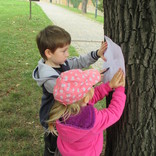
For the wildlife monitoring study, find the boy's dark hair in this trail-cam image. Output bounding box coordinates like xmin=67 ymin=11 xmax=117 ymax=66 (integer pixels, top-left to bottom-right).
xmin=36 ymin=25 xmax=71 ymax=60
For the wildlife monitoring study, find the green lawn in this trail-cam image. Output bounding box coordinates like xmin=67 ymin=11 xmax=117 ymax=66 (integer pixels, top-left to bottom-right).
xmin=0 ymin=0 xmax=51 ymax=155
xmin=0 ymin=0 xmax=105 ymax=155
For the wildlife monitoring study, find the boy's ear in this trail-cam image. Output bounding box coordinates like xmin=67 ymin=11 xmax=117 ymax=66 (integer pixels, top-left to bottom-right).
xmin=45 ymin=49 xmax=52 ymax=59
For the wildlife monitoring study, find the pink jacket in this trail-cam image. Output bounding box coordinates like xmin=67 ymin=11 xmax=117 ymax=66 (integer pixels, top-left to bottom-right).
xmin=56 ymin=82 xmax=126 ymax=156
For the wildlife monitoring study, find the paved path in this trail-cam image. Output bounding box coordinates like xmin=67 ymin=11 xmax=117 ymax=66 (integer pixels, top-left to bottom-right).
xmin=36 ymin=1 xmax=104 ymax=70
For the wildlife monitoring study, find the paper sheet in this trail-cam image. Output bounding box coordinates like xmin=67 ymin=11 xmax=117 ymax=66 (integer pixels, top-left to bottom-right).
xmin=102 ymin=36 xmax=125 ymax=83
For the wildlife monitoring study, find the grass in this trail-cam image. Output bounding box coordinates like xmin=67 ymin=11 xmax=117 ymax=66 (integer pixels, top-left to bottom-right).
xmin=0 ymin=0 xmax=51 ymax=155
xmin=0 ymin=0 xmax=105 ymax=155
xmin=56 ymin=4 xmax=104 ymax=24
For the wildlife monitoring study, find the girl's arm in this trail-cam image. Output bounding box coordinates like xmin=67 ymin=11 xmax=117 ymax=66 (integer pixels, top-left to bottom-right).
xmin=93 ymin=87 xmax=126 ymax=132
xmin=92 ymin=68 xmax=126 ymax=132
xmin=88 ymin=82 xmax=112 ymax=105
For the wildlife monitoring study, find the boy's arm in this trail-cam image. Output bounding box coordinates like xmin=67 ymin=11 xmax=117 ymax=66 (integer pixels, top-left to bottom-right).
xmin=93 ymin=87 xmax=126 ymax=132
xmin=67 ymin=41 xmax=107 ymax=69
xmin=67 ymin=50 xmax=100 ymax=69
xmin=88 ymin=82 xmax=112 ymax=105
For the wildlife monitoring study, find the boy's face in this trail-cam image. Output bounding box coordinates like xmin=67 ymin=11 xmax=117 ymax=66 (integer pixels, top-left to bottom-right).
xmin=48 ymin=44 xmax=70 ymax=67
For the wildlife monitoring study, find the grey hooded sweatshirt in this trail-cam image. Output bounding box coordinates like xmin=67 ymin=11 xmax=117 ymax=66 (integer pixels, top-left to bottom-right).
xmin=32 ymin=50 xmax=100 ymax=129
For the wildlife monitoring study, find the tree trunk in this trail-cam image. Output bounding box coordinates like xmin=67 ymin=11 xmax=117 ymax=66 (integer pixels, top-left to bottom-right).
xmin=82 ymin=0 xmax=88 ymax=13
xmin=103 ymin=0 xmax=156 ymax=155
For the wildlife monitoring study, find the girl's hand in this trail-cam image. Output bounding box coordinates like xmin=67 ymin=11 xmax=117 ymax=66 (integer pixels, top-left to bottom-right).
xmin=97 ymin=41 xmax=108 ymax=61
xmin=109 ymin=68 xmax=125 ymax=89
xmin=119 ymin=73 xmax=125 ymax=87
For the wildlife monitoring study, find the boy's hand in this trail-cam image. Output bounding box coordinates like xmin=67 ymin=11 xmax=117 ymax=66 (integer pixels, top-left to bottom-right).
xmin=97 ymin=41 xmax=108 ymax=61
xmin=109 ymin=68 xmax=125 ymax=89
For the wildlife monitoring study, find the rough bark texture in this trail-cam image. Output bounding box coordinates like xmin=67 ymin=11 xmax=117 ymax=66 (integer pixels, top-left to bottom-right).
xmin=103 ymin=0 xmax=156 ymax=155
xmin=82 ymin=0 xmax=88 ymax=13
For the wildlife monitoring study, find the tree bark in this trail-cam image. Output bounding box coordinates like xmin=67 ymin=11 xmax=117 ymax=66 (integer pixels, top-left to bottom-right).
xmin=82 ymin=0 xmax=88 ymax=13
xmin=103 ymin=0 xmax=156 ymax=155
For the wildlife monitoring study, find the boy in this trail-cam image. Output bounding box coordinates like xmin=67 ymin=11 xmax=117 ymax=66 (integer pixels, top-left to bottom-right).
xmin=32 ymin=25 xmax=107 ymax=156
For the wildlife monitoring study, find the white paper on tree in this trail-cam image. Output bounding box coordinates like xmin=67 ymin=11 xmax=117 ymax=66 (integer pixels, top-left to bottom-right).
xmin=102 ymin=36 xmax=125 ymax=83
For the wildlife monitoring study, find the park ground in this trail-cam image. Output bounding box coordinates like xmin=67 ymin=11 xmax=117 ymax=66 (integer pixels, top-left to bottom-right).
xmin=0 ymin=0 xmax=105 ymax=155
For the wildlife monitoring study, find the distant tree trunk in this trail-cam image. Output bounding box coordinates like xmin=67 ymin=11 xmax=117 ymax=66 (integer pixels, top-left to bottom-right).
xmin=66 ymin=0 xmax=69 ymax=7
xmin=82 ymin=0 xmax=88 ymax=13
xmin=103 ymin=0 xmax=156 ymax=156
xmin=70 ymin=0 xmax=82 ymax=8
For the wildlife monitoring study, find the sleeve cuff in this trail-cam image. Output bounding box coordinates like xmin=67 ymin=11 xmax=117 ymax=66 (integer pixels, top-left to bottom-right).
xmin=115 ymin=86 xmax=125 ymax=92
xmin=106 ymin=82 xmax=113 ymax=92
xmin=91 ymin=50 xmax=100 ymax=60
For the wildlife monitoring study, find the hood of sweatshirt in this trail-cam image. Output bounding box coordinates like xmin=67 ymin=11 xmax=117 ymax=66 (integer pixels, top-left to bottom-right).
xmin=32 ymin=58 xmax=59 ymax=86
xmin=56 ymin=105 xmax=95 ymax=144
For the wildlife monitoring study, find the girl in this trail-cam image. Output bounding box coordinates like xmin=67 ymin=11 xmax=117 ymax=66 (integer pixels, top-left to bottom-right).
xmin=48 ymin=68 xmax=126 ymax=156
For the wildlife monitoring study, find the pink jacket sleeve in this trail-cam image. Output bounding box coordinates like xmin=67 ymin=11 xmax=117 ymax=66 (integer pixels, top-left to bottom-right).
xmin=88 ymin=82 xmax=112 ymax=105
xmin=93 ymin=87 xmax=126 ymax=132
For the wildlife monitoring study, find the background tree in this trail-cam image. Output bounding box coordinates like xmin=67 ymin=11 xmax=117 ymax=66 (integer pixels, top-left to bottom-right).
xmin=103 ymin=0 xmax=156 ymax=155
xmin=81 ymin=0 xmax=88 ymax=13
xmin=92 ymin=0 xmax=103 ymax=12
xmin=70 ymin=0 xmax=82 ymax=8
xmin=97 ymin=0 xmax=103 ymax=12
xmin=66 ymin=0 xmax=70 ymax=7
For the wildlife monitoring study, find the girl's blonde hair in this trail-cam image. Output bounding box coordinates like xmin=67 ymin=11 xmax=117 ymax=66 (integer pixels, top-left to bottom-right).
xmin=47 ymin=100 xmax=82 ymax=135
